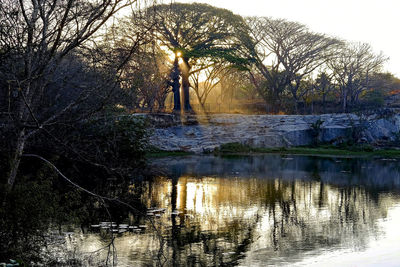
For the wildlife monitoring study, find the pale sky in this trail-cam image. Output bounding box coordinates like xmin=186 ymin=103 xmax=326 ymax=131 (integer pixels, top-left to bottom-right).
xmin=175 ymin=0 xmax=400 ymax=77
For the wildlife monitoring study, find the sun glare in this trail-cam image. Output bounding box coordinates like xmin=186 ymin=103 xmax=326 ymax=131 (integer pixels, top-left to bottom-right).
xmin=166 ymin=49 xmax=184 ymax=64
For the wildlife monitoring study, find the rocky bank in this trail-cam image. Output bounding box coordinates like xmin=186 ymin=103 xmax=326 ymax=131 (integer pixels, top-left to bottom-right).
xmin=143 ymin=110 xmax=400 ymax=153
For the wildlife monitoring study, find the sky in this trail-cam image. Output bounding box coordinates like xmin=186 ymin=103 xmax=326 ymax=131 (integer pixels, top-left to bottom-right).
xmin=175 ymin=0 xmax=400 ymax=77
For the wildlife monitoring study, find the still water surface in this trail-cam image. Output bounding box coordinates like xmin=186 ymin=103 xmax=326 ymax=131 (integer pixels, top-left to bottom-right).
xmin=69 ymin=155 xmax=400 ymax=266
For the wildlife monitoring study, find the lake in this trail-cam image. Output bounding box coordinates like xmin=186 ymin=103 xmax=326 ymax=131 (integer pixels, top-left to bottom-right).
xmin=60 ymin=154 xmax=400 ymax=266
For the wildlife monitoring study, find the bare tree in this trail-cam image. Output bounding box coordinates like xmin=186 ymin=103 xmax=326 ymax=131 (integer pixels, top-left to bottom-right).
xmin=0 ymin=0 xmax=138 ymax=188
xmin=246 ymin=17 xmax=340 ymax=112
xmin=327 ymin=43 xmax=388 ymax=112
xmin=112 ymin=39 xmax=171 ymax=111
xmin=102 ymin=8 xmax=174 ymax=112
xmin=190 ymin=61 xmax=234 ymax=112
xmin=314 ymin=71 xmax=336 ymax=113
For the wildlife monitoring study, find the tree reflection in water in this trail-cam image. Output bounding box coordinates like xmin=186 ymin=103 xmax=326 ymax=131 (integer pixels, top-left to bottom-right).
xmin=69 ymin=155 xmax=400 ymax=266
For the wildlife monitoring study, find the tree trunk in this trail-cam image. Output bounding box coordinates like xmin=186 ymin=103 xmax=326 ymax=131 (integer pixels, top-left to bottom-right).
xmin=171 ymin=58 xmax=181 ymax=111
xmin=271 ymin=88 xmax=280 ymax=113
xmin=8 ymin=128 xmax=27 ymax=187
xmin=292 ymin=94 xmax=299 ymax=114
xmin=291 ymin=83 xmax=300 ymax=114
xmin=172 ymin=82 xmax=181 ymax=111
xmin=181 ymin=59 xmax=192 ymax=111
xmin=342 ymin=88 xmax=347 ymax=113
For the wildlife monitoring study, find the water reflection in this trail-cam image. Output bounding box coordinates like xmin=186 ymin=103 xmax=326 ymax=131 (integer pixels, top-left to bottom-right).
xmin=73 ymin=155 xmax=400 ymax=266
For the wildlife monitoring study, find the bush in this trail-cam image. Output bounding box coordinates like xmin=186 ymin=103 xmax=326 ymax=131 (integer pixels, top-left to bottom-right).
xmin=310 ymin=119 xmax=324 ymax=146
xmin=216 ymin=142 xmax=252 ymax=153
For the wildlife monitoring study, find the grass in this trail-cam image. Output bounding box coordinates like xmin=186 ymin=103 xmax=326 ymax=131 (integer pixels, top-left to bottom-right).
xmin=146 ymin=151 xmax=193 ymax=158
xmin=145 ymin=146 xmax=193 ymax=158
xmin=145 ymin=143 xmax=400 ymax=158
xmin=214 ymin=142 xmax=400 ymax=158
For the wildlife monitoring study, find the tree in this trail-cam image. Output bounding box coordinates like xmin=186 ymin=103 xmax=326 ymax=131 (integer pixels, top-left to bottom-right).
xmin=144 ymin=3 xmax=247 ymax=111
xmin=245 ymin=17 xmax=340 ymax=112
xmin=360 ymin=72 xmax=400 ymax=108
xmin=327 ymin=43 xmax=388 ymax=112
xmin=314 ymin=72 xmax=336 ymax=113
xmin=104 ymin=10 xmax=172 ymax=112
xmin=124 ymin=48 xmax=171 ymax=111
xmin=190 ymin=61 xmax=232 ymax=112
xmin=368 ymin=72 xmax=400 ymax=94
xmin=0 ymin=0 xmax=138 ymax=188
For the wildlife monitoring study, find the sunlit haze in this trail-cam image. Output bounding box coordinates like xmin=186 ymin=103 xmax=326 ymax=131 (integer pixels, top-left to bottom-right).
xmin=176 ymin=0 xmax=400 ymax=77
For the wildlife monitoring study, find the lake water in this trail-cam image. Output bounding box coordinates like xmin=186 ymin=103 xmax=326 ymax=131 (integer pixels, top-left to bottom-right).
xmin=64 ymin=154 xmax=400 ymax=266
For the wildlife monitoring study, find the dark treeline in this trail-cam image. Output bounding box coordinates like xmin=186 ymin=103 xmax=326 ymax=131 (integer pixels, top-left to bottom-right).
xmin=0 ymin=1 xmax=400 ymax=264
xmin=0 ymin=0 xmax=151 ymax=264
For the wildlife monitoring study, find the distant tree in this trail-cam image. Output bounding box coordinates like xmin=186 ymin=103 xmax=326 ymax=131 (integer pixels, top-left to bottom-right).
xmin=358 ymin=72 xmax=400 ymax=108
xmin=314 ymin=72 xmax=336 ymax=113
xmin=103 ymin=10 xmax=172 ymax=112
xmin=245 ymin=17 xmax=340 ymax=112
xmin=124 ymin=48 xmax=171 ymax=111
xmin=219 ymin=70 xmax=257 ymax=102
xmin=366 ymin=72 xmax=400 ymax=96
xmin=190 ymin=61 xmax=233 ymax=112
xmin=248 ymin=68 xmax=288 ymax=111
xmin=143 ymin=3 xmax=247 ymax=111
xmin=363 ymin=90 xmax=385 ymax=108
xmin=327 ymin=43 xmax=388 ymax=112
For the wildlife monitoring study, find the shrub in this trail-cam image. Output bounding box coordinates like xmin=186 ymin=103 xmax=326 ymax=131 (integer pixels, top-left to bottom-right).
xmin=216 ymin=142 xmax=252 ymax=153
xmin=310 ymin=119 xmax=324 ymax=146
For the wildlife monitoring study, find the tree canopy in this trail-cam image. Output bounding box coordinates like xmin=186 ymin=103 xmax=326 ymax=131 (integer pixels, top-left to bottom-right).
xmin=143 ymin=3 xmax=248 ymax=110
xmin=246 ymin=17 xmax=341 ymax=111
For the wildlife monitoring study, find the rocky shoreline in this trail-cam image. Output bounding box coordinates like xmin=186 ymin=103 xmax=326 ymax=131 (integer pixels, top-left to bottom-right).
xmin=143 ymin=110 xmax=400 ymax=153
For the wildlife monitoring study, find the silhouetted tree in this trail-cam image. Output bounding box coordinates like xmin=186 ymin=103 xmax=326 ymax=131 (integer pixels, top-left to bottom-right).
xmin=327 ymin=43 xmax=387 ymax=112
xmin=143 ymin=3 xmax=247 ymax=111
xmin=0 ymin=0 xmax=140 ymax=187
xmin=314 ymin=72 xmax=335 ymax=112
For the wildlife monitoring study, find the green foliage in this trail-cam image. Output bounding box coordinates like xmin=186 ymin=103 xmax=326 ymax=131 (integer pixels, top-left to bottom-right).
xmin=149 ymin=3 xmax=250 ymax=70
xmin=334 ymin=142 xmax=375 ymax=152
xmin=146 ymin=150 xmax=193 ymax=158
xmin=145 ymin=145 xmax=193 ymax=157
xmin=213 ymin=143 xmax=400 ymax=157
xmin=215 ymin=142 xmax=252 ymax=153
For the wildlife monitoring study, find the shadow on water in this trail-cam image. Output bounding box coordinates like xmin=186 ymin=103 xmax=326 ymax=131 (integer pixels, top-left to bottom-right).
xmin=3 ymin=154 xmax=400 ymax=266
